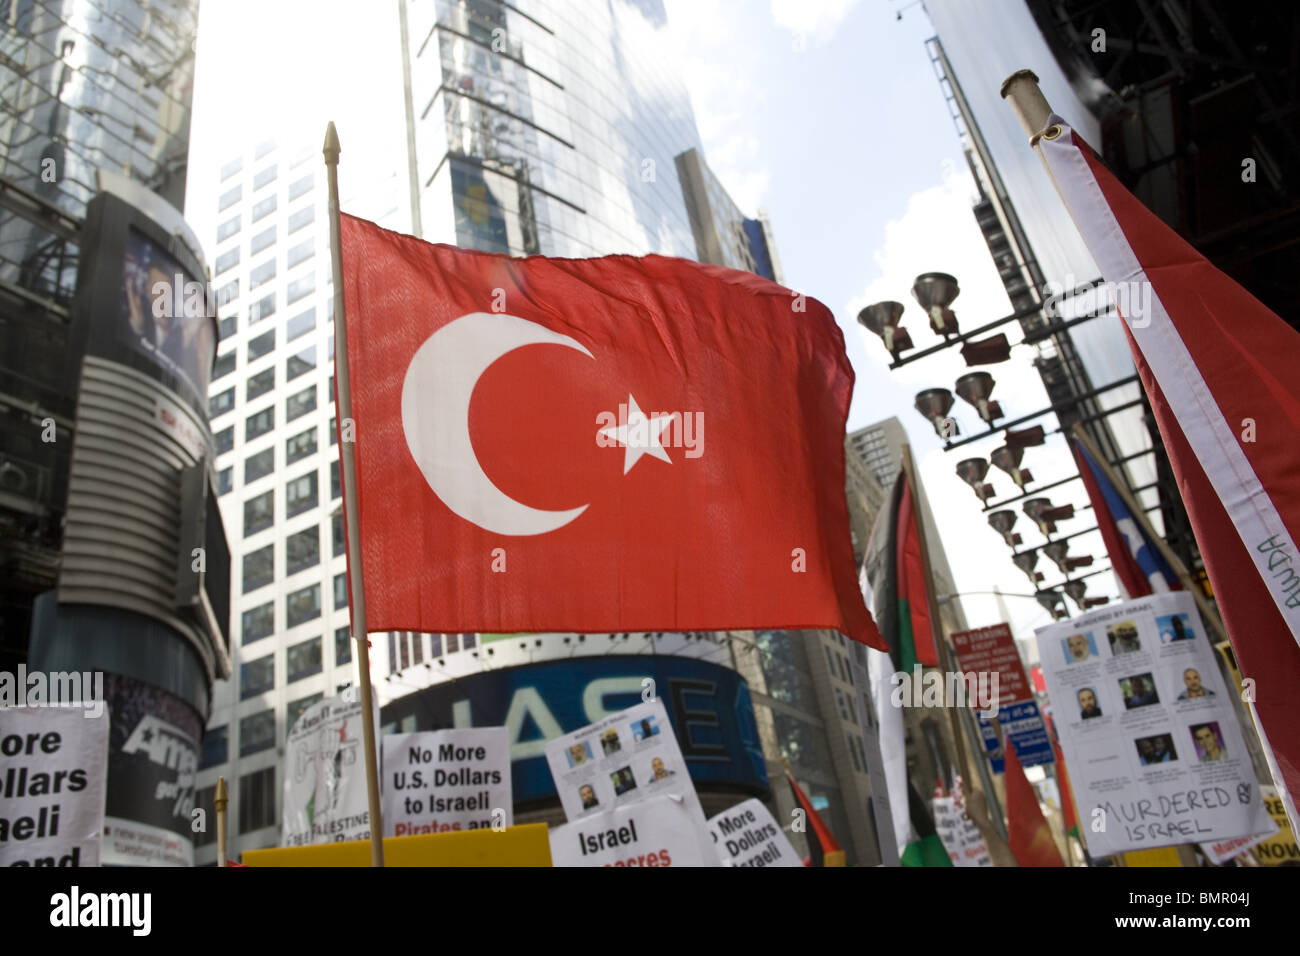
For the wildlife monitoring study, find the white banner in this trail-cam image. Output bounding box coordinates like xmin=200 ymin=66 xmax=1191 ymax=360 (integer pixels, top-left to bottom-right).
xmin=932 ymin=789 xmax=991 ymax=868
xmin=550 ymin=795 xmax=711 ymax=867
xmin=543 ymin=698 xmax=718 ymax=864
xmin=282 ymin=693 xmax=378 ymax=847
xmin=382 ymin=728 xmax=511 ymax=836
xmin=708 ymin=798 xmax=801 ymax=867
xmin=0 ymin=706 xmax=108 ymax=867
xmin=1035 ymin=592 xmax=1271 ymax=855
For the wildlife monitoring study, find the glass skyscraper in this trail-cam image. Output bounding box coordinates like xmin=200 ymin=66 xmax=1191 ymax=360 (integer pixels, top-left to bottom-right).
xmin=401 ymin=0 xmax=702 ymax=257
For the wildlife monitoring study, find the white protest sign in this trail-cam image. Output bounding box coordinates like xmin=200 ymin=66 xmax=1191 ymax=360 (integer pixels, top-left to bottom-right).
xmin=932 ymin=792 xmax=991 ymax=868
xmin=383 ymin=728 xmax=511 ymax=836
xmin=1199 ymin=819 xmax=1278 ymax=865
xmin=708 ymin=797 xmax=801 ymax=867
xmin=543 ymin=698 xmax=719 ymax=864
xmin=0 ymin=706 xmax=108 ymax=866
xmin=282 ymin=692 xmax=378 ymax=847
xmin=549 ymin=795 xmax=710 ymax=867
xmin=1035 ymin=591 xmax=1271 ymax=855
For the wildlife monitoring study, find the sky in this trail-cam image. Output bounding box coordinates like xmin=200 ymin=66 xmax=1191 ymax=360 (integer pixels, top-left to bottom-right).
xmin=184 ymin=0 xmax=1122 ymax=655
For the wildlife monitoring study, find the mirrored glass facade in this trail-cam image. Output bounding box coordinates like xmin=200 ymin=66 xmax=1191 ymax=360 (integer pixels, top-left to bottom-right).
xmin=404 ymin=0 xmax=702 ymax=257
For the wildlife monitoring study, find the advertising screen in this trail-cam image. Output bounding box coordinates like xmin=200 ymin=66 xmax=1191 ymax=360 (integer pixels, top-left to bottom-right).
xmin=119 ymin=227 xmax=215 ymax=403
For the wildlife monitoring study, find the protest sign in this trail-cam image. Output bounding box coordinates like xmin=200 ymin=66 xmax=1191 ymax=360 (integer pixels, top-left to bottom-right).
xmin=1035 ymin=592 xmax=1271 ymax=855
xmin=543 ymin=698 xmax=718 ymax=863
xmin=383 ymin=728 xmax=511 ymax=836
xmin=932 ymin=785 xmax=990 ymax=867
xmin=707 ymin=797 xmax=801 ymax=867
xmin=549 ymin=795 xmax=710 ymax=867
xmin=0 ymin=706 xmax=108 ymax=866
xmin=282 ymin=692 xmax=378 ymax=847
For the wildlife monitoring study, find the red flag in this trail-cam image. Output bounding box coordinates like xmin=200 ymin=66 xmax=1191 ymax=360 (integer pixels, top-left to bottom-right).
xmin=1036 ymin=118 xmax=1300 ymax=813
xmin=896 ymin=476 xmax=939 ymax=667
xmin=1051 ymin=737 xmax=1079 ymax=841
xmin=337 ymin=214 xmax=877 ymax=644
xmin=1004 ymin=739 xmax=1064 ymax=867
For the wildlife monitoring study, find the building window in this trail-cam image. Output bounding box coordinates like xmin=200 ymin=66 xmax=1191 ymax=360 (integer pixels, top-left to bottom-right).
xmin=245 ymin=406 xmax=274 ymax=442
xmin=335 ymin=625 xmax=352 ymax=666
xmin=846 ymin=733 xmax=864 ymax=773
xmin=242 ymin=601 xmax=274 ymax=644
xmin=330 ymin=459 xmax=340 ymax=500
xmin=240 ymin=653 xmax=274 ymax=699
xmin=255 ymin=138 xmax=275 ymax=159
xmin=445 ymin=633 xmax=459 ymax=654
xmin=429 ymin=633 xmax=443 ymax=658
xmin=220 ymin=157 xmax=243 ymax=181
xmin=286 ymin=526 xmax=320 ymax=575
xmin=209 ymin=387 xmax=234 ymax=419
xmin=289 ymin=172 xmax=314 ymax=201
xmin=199 ymin=725 xmax=228 ymax=770
xmin=287 ymin=637 xmax=322 ymax=683
xmin=253 ymin=164 xmax=277 ymax=191
xmin=219 ymin=184 xmax=242 ymax=212
xmin=215 ymin=426 xmax=234 ymax=455
xmin=217 ymin=214 xmax=241 ymax=242
xmin=218 ymin=313 xmax=237 ymax=341
xmin=286 ymin=345 xmax=315 ymax=382
xmin=217 ymin=467 xmax=232 ymax=496
xmin=244 ymin=447 xmax=274 ymax=484
xmin=250 ymin=259 xmax=276 ymax=290
xmin=252 ymin=194 xmax=277 ymax=223
xmin=286 ymin=306 xmax=315 ymax=341
xmin=286 ymin=471 xmax=318 ymax=517
xmin=287 ymin=273 xmax=315 ymax=304
xmin=332 ymin=510 xmax=344 ymax=557
xmin=289 ymin=205 xmax=314 ymax=234
xmin=287 ymin=693 xmax=322 ymax=732
xmin=213 ymin=350 xmax=236 ymax=381
xmin=251 ymin=225 xmax=276 ymax=255
xmin=248 ymin=329 xmax=275 ymax=361
xmin=246 ymin=366 xmax=275 ymax=402
xmin=250 ymin=292 xmax=276 ymax=324
xmin=215 ymin=247 xmax=239 ymax=276
xmin=286 ymin=384 xmax=316 ymax=422
xmin=286 ymin=426 xmax=317 ymax=464
xmin=287 ymin=238 xmax=314 ymax=270
xmin=243 ymin=490 xmax=273 ymax=537
xmin=329 ymin=416 xmax=336 ymax=445
xmin=334 ymin=572 xmax=347 ymax=610
xmin=286 ymin=583 xmax=321 ymax=628
xmin=237 ymin=765 xmax=276 ymax=832
xmin=242 ymin=544 xmax=273 ymax=593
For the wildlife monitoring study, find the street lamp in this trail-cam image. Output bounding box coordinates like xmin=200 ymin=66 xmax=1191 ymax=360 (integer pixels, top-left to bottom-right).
xmin=990 ymin=444 xmax=1032 ymax=490
xmin=987 ymin=510 xmax=1022 ymax=546
xmin=858 ymin=300 xmax=914 ymax=360
xmin=1023 ymin=497 xmax=1074 ymax=537
xmin=915 ymin=388 xmax=957 ymax=437
xmin=955 ymin=371 xmax=1003 ymax=424
xmin=956 ymin=458 xmax=995 ymax=503
xmin=912 ymin=272 xmax=961 ymax=337
xmin=1012 ymin=550 xmax=1045 ymax=585
xmin=1043 ymin=540 xmax=1093 ymax=575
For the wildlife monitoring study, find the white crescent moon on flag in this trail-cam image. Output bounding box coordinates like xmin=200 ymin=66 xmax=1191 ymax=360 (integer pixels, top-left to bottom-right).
xmin=401 ymin=311 xmax=593 ymax=536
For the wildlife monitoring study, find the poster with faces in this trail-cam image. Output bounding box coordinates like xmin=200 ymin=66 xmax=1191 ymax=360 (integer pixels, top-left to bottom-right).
xmin=544 ymin=699 xmax=718 ymax=864
xmin=1036 ymin=591 xmax=1271 ymax=856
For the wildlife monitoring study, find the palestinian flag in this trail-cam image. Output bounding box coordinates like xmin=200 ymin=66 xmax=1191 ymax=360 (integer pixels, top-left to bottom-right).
xmin=1052 ymin=736 xmax=1081 ymax=845
xmin=862 ymin=468 xmax=950 ymax=866
xmin=783 ymin=762 xmax=846 ymax=867
xmin=1005 ymin=739 xmax=1064 ymax=866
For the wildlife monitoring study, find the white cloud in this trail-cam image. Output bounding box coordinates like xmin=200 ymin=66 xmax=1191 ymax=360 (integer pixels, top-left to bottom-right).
xmin=769 ymin=0 xmax=862 ymax=43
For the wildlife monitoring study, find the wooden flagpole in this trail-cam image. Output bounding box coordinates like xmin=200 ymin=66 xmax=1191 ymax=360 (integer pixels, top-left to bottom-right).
xmin=324 ymin=122 xmax=385 ymax=867
xmin=899 ymin=445 xmax=1017 ymax=864
xmin=214 ymin=775 xmax=228 ymax=867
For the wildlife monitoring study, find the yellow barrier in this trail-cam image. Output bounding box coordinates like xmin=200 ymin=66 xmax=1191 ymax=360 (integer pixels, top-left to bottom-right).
xmin=241 ymin=823 xmax=553 ymax=867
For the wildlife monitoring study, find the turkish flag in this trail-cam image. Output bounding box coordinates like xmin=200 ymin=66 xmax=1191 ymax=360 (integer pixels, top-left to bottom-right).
xmin=337 ymin=213 xmax=876 ymax=643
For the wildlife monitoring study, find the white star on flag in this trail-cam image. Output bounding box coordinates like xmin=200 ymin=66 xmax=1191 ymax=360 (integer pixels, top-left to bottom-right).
xmin=599 ymin=394 xmax=674 ymax=474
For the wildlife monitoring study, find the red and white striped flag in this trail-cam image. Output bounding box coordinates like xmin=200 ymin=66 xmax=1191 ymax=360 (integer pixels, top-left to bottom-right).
xmin=1033 ymin=115 xmax=1300 ymax=818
